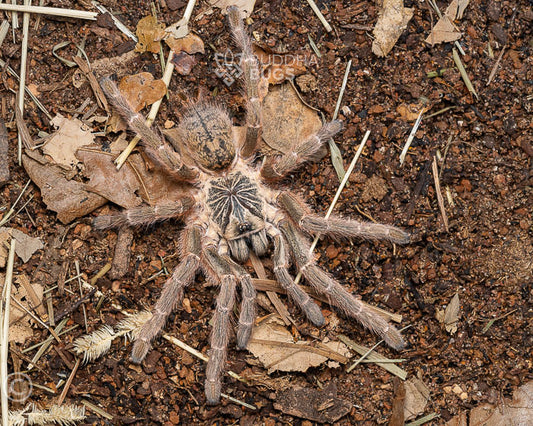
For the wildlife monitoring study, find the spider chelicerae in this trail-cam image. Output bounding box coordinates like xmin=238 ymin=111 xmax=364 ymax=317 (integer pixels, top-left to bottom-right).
xmin=96 ymin=6 xmax=410 ymax=405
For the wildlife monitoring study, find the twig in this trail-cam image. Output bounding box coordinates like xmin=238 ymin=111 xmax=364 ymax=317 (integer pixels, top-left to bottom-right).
xmin=305 ymin=0 xmax=332 ymax=32
xmin=486 ymin=45 xmax=506 ymax=87
xmin=294 ymin=131 xmax=371 ymax=285
xmin=0 ymin=179 xmax=32 ymax=227
xmin=17 ymin=0 xmax=31 ymax=165
xmin=0 ymin=3 xmax=97 ymax=20
xmin=431 ymin=156 xmax=449 ymax=232
xmin=1 ymin=238 xmax=16 ymax=426
xmin=399 ymin=109 xmax=423 ymax=166
xmin=57 ymin=358 xmax=80 ymax=406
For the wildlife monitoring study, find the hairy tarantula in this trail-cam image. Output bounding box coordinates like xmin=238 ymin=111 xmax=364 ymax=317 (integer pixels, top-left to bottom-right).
xmin=95 ymin=7 xmax=410 ymax=404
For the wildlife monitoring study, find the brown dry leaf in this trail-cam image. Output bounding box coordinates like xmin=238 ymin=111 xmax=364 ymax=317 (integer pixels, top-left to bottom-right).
xmin=77 ymin=147 xmax=189 ymax=208
xmin=135 ymin=15 xmax=166 ymax=54
xmin=274 ymin=383 xmax=352 ymax=423
xmin=262 ymin=82 xmax=322 ymax=154
xmin=397 ymin=102 xmax=431 ymax=121
xmin=118 ymin=72 xmax=167 ymax=113
xmin=372 ymin=0 xmax=414 ymax=57
xmin=171 ymin=52 xmax=198 ymax=76
xmin=209 ymin=0 xmax=257 ymax=17
xmin=404 ymin=378 xmax=431 ymax=421
xmin=76 ymin=148 xmax=142 ymax=209
xmin=22 ymin=150 xmax=107 ymax=224
xmin=246 ymin=314 xmax=351 ymax=374
xmin=165 ymin=32 xmax=205 ymax=55
xmin=446 ymin=381 xmax=533 ymax=426
xmin=425 ymin=0 xmax=464 ymax=46
xmin=436 ymin=293 xmax=461 ymax=334
xmin=254 ymin=45 xmax=307 ymax=85
xmin=42 ymin=114 xmax=95 ymax=168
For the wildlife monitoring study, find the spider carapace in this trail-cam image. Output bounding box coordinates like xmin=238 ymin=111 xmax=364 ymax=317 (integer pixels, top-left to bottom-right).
xmin=96 ymin=6 xmax=410 ymax=404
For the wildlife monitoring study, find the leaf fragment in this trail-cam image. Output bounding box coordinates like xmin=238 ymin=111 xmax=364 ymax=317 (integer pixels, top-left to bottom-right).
xmin=135 ymin=15 xmax=166 ymax=54
xmin=372 ymin=0 xmax=414 ymax=57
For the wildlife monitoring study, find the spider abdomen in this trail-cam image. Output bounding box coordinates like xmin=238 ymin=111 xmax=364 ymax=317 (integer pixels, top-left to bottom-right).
xmin=207 ymin=171 xmax=268 ymax=261
xmin=178 ymin=104 xmax=235 ymax=172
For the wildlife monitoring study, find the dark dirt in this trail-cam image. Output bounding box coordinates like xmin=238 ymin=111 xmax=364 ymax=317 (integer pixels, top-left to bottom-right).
xmin=1 ymin=0 xmax=532 ymax=424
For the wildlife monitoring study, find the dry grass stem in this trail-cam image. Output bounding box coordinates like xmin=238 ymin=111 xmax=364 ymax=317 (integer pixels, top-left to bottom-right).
xmin=339 ymin=334 xmax=408 ymax=379
xmin=294 ymin=130 xmax=371 ymax=285
xmin=400 ymin=109 xmax=423 ymax=166
xmin=486 ymin=45 xmax=506 ymax=87
xmin=306 ymin=0 xmax=332 ymax=32
xmin=17 ymin=0 xmax=31 ymax=165
xmin=9 ymin=296 xmax=60 ymax=341
xmin=89 ymin=262 xmax=111 ymax=286
xmin=0 ymin=179 xmax=31 ymax=226
xmin=452 ymin=47 xmax=478 ymax=99
xmin=0 ymin=20 xmax=9 ymax=47
xmin=405 ymin=413 xmax=440 ymax=425
xmin=432 ymin=156 xmax=449 ymax=232
xmin=329 ymin=59 xmax=352 ymax=181
xmin=80 ymin=399 xmax=113 ymax=420
xmin=0 ymin=3 xmax=97 ymax=20
xmin=91 ymin=1 xmax=136 ymax=41
xmin=26 ymin=318 xmax=69 ymax=368
xmin=1 ymin=238 xmax=16 ymax=426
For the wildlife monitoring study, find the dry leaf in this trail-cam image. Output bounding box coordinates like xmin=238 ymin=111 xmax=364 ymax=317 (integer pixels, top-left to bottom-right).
xmin=247 ymin=314 xmax=350 ymax=373
xmin=254 ymin=45 xmax=308 ymax=85
xmin=171 ymin=52 xmax=198 ymax=76
xmin=262 ymin=82 xmax=322 ymax=154
xmin=209 ymin=0 xmax=257 ymax=17
xmin=118 ymin=73 xmax=167 ymax=113
xmin=274 ymin=384 xmax=352 ymax=423
xmin=42 ymin=114 xmax=95 ymax=168
xmin=425 ymin=0 xmax=463 ymax=46
xmin=9 ymin=228 xmax=44 ymax=263
xmin=397 ymin=102 xmax=431 ymax=121
xmin=372 ymin=0 xmax=414 ymax=57
xmin=404 ymin=378 xmax=430 ymax=421
xmin=165 ymin=33 xmax=205 ymax=55
xmin=135 ymin=15 xmax=166 ymax=54
xmin=446 ymin=381 xmax=533 ymax=426
xmin=22 ymin=151 xmax=107 ymax=224
xmin=437 ymin=293 xmax=461 ymax=334
xmin=77 ymin=148 xmax=142 ymax=209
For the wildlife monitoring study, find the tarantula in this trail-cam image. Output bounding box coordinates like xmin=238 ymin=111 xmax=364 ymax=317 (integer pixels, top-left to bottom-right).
xmin=95 ymin=7 xmax=409 ymax=405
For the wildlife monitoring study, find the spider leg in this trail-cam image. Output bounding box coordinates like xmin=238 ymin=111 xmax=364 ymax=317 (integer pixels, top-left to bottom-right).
xmin=278 ymin=191 xmax=410 ymax=244
xmin=271 ymin=232 xmax=325 ymax=326
xmin=100 ymin=77 xmax=198 ymax=182
xmin=131 ymin=225 xmax=202 ymax=363
xmin=202 ymin=248 xmax=238 ymax=405
xmin=93 ymin=197 xmax=194 ymax=230
xmin=261 ymin=120 xmax=342 ymax=181
xmin=228 ymin=6 xmax=262 ymax=157
xmin=279 ymin=220 xmax=406 ymax=350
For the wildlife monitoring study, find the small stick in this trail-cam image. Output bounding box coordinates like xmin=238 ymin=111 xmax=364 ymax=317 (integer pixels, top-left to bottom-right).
xmin=431 ymin=156 xmax=449 ymax=232
xmin=294 ymin=131 xmax=371 ymax=285
xmin=399 ymin=109 xmax=423 ymax=166
xmin=1 ymin=238 xmax=16 ymax=426
xmin=306 ymin=0 xmax=332 ymax=32
xmin=0 ymin=3 xmax=97 ymax=20
xmin=0 ymin=179 xmax=32 ymax=227
xmin=452 ymin=48 xmax=478 ymax=99
xmin=9 ymin=296 xmax=61 ymax=342
xmin=57 ymin=358 xmax=80 ymax=406
xmin=486 ymin=45 xmax=506 ymax=87
xmin=17 ymin=0 xmax=31 ymax=165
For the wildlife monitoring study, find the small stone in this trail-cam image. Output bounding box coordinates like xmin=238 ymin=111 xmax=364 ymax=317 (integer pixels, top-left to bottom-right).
xmin=452 ymin=384 xmax=463 ymax=395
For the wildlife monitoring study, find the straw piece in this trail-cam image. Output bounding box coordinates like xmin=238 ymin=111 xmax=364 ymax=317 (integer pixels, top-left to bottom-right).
xmin=399 ymin=109 xmax=423 ymax=166
xmin=91 ymin=1 xmax=136 ymax=41
xmin=431 ymin=156 xmax=449 ymax=232
xmin=452 ymin=47 xmax=478 ymax=99
xmin=0 ymin=3 xmax=97 ymax=20
xmin=306 ymin=0 xmax=332 ymax=32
